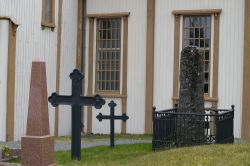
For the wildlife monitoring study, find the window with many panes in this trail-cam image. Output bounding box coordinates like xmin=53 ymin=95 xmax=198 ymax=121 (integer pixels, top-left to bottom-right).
xmin=183 ymin=16 xmax=211 ymax=94
xmin=95 ymin=18 xmax=121 ymax=92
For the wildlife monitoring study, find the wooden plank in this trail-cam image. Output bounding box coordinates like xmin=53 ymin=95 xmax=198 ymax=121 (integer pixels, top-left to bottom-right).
xmin=87 ymin=18 xmax=94 ymax=133
xmin=6 ymin=22 xmax=17 ymax=141
xmin=76 ymin=0 xmax=83 ymax=70
xmin=242 ymin=0 xmax=250 ymax=139
xmin=212 ymin=15 xmax=220 ymax=108
xmin=88 ymin=12 xmax=130 ymax=18
xmin=172 ymin=9 xmax=222 ymax=15
xmin=121 ymin=16 xmax=128 ymax=133
xmin=54 ymin=0 xmax=63 ymax=137
xmin=172 ymin=15 xmax=181 ymax=105
xmin=145 ymin=0 xmax=155 ymax=134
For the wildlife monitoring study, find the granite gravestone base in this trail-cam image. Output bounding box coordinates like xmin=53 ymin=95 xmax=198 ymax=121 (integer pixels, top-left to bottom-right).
xmin=177 ymin=46 xmax=205 ymax=145
xmin=21 ymin=62 xmax=56 ymax=166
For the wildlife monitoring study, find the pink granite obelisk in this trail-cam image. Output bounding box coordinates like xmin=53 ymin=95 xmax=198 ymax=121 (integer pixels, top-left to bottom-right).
xmin=21 ymin=62 xmax=56 ymax=166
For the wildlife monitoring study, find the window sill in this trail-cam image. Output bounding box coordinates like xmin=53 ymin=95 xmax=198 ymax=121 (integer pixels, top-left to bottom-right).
xmin=91 ymin=92 xmax=127 ymax=98
xmin=41 ymin=22 xmax=56 ymax=31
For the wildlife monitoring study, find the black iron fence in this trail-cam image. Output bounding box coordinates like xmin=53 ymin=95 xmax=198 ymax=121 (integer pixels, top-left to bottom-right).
xmin=152 ymin=105 xmax=235 ymax=150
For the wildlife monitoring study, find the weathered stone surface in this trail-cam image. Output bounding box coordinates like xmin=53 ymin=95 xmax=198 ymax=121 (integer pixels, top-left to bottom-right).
xmin=177 ymin=46 xmax=205 ymax=145
xmin=21 ymin=62 xmax=55 ymax=166
xmin=21 ymin=136 xmax=55 ymax=166
xmin=26 ymin=62 xmax=50 ymax=136
xmin=178 ymin=46 xmax=204 ymax=113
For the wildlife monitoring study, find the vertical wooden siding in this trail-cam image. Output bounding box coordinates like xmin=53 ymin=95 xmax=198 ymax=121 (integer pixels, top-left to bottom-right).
xmin=0 ymin=0 xmax=78 ymax=140
xmin=87 ymin=0 xmax=147 ymax=134
xmin=154 ymin=0 xmax=244 ymax=138
xmin=0 ymin=0 xmax=59 ymax=140
xmin=58 ymin=0 xmax=78 ymax=136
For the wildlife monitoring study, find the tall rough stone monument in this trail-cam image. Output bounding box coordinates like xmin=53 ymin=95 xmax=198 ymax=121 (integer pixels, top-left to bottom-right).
xmin=178 ymin=46 xmax=204 ymax=113
xmin=177 ymin=46 xmax=205 ymax=145
xmin=21 ymin=62 xmax=55 ymax=166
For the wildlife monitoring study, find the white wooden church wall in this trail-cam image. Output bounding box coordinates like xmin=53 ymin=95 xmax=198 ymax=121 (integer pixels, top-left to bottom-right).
xmin=92 ymin=99 xmax=122 ymax=134
xmin=0 ymin=0 xmax=78 ymax=140
xmin=0 ymin=0 xmax=57 ymax=140
xmin=58 ymin=0 xmax=78 ymax=136
xmin=0 ymin=20 xmax=9 ymax=141
xmin=154 ymin=0 xmax=244 ymax=138
xmin=86 ymin=0 xmax=147 ymax=134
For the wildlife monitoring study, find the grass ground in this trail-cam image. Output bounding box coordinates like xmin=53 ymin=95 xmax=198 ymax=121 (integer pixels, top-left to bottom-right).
xmin=55 ymin=134 xmax=152 ymax=142
xmin=7 ymin=135 xmax=250 ymax=166
xmin=55 ymin=143 xmax=250 ymax=166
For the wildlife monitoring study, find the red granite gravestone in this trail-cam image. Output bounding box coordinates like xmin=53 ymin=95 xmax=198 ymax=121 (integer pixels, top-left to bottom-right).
xmin=21 ymin=62 xmax=56 ymax=166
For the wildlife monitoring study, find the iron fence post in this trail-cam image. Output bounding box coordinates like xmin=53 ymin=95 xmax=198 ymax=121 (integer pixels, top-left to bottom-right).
xmin=152 ymin=106 xmax=156 ymax=150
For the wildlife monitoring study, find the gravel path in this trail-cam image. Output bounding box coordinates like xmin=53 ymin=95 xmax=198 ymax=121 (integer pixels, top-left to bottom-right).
xmin=1 ymin=138 xmax=246 ymax=152
xmin=0 ymin=139 xmax=151 ymax=152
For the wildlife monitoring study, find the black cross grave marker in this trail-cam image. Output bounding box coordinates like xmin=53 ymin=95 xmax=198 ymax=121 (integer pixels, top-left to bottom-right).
xmin=48 ymin=69 xmax=105 ymax=160
xmin=96 ymin=100 xmax=129 ymax=147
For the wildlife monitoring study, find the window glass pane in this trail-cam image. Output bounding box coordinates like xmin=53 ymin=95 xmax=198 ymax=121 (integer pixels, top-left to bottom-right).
xmin=195 ymin=28 xmax=199 ymax=38
xmin=184 ymin=40 xmax=189 ymax=47
xmin=200 ymin=28 xmax=204 ymax=38
xmin=205 ymin=28 xmax=211 ymax=38
xmin=103 ymin=21 xmax=107 ymax=29
xmin=205 ymin=62 xmax=209 ymax=72
xmin=112 ymin=29 xmax=118 ymax=39
xmin=195 ymin=17 xmax=199 ymax=27
xmin=190 ymin=17 xmax=194 ymax=27
xmin=206 ymin=17 xmax=211 ymax=28
xmin=112 ymin=21 xmax=117 ymax=29
xmin=201 ymin=17 xmax=205 ymax=27
xmin=189 ymin=39 xmax=194 ymax=46
xmin=190 ymin=28 xmax=194 ymax=38
xmin=205 ymin=50 xmax=209 ymax=60
xmin=184 ymin=17 xmax=190 ymax=28
xmin=195 ymin=39 xmax=199 ymax=47
xmin=45 ymin=0 xmax=51 ymax=22
xmin=200 ymin=39 xmax=204 ymax=47
xmin=204 ymin=84 xmax=209 ymax=94
xmin=205 ymin=39 xmax=210 ymax=48
xmin=184 ymin=28 xmax=189 ymax=39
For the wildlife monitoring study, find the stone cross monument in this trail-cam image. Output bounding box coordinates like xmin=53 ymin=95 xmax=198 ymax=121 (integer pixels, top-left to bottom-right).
xmin=177 ymin=46 xmax=205 ymax=145
xmin=21 ymin=62 xmax=55 ymax=166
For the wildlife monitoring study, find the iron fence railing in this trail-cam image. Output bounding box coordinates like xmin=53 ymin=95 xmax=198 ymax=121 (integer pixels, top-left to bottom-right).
xmin=152 ymin=105 xmax=235 ymax=150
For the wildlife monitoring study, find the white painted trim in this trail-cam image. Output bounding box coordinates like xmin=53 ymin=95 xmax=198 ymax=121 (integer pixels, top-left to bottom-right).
xmin=210 ymin=15 xmax=215 ymax=97
xmin=120 ymin=17 xmax=124 ymax=94
xmin=0 ymin=20 xmax=9 ymax=142
xmin=93 ymin=19 xmax=97 ymax=94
